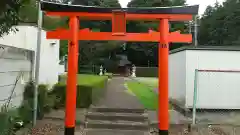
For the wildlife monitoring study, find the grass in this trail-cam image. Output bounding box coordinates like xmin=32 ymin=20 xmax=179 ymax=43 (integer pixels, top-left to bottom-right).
xmin=59 ymin=74 xmax=108 ymax=86
xmin=126 ymin=81 xmax=158 ymax=110
xmin=135 ymin=77 xmax=158 ymax=88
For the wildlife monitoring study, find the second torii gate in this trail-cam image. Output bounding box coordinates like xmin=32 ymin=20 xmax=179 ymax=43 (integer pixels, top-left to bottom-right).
xmin=41 ymin=1 xmax=198 ymax=135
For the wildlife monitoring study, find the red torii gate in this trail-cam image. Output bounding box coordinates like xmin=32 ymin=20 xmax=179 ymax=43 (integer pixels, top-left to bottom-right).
xmin=41 ymin=1 xmax=198 ymax=135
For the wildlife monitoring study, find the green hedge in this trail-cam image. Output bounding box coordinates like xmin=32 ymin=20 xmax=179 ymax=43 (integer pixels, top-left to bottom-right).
xmin=50 ymin=79 xmax=107 ymax=108
xmin=136 ymin=67 xmax=158 ymax=77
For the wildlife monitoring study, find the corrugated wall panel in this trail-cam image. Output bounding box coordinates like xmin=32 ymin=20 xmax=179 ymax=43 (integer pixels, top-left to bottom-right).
xmin=0 ymin=44 xmax=32 ymax=108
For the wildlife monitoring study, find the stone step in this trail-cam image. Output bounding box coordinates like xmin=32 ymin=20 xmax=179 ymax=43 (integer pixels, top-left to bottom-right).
xmin=89 ymin=107 xmax=145 ymax=114
xmin=85 ymin=120 xmax=149 ymax=131
xmin=86 ymin=112 xmax=148 ymax=122
xmin=85 ymin=129 xmax=147 ymax=135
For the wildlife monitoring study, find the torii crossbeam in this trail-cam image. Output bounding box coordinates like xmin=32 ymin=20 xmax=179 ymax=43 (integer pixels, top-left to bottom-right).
xmin=40 ymin=1 xmax=199 ymax=135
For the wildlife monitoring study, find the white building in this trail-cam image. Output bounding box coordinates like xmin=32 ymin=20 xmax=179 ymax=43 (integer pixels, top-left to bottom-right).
xmin=169 ymin=46 xmax=240 ymax=109
xmin=0 ymin=25 xmax=60 ymax=108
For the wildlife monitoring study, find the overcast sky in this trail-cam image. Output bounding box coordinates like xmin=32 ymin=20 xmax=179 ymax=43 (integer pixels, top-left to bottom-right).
xmin=118 ymin=0 xmax=226 ymax=15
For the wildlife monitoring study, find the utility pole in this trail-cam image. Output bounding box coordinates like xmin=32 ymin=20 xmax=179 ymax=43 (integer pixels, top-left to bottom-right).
xmin=33 ymin=1 xmax=43 ymax=126
xmin=189 ymin=21 xmax=192 ymax=34
xmin=194 ymin=16 xmax=198 ymax=47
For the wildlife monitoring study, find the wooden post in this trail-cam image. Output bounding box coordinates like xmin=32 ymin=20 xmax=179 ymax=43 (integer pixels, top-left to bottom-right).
xmin=158 ymin=19 xmax=169 ymax=135
xmin=65 ymin=16 xmax=79 ymax=135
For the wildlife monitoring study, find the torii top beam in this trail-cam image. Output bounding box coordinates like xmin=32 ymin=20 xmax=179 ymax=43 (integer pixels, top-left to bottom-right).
xmin=41 ymin=1 xmax=199 ymax=21
xmin=41 ymin=1 xmax=199 ymax=42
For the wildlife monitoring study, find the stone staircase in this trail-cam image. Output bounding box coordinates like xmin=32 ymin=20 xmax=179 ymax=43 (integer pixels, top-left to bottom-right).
xmin=84 ymin=107 xmax=149 ymax=135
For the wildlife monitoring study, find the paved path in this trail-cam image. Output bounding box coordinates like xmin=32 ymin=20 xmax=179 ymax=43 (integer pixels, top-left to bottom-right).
xmin=95 ymin=77 xmax=144 ymax=109
xmin=86 ymin=77 xmax=147 ymax=135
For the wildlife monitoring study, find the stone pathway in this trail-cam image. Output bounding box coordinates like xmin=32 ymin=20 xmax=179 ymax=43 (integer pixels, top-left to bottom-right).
xmin=85 ymin=77 xmax=148 ymax=135
xmin=95 ymin=77 xmax=144 ymax=109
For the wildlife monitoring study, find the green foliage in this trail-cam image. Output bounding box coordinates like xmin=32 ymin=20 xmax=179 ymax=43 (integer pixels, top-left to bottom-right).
xmin=199 ymin=0 xmax=240 ymax=45
xmin=0 ymin=107 xmax=19 ymax=135
xmin=0 ymin=76 xmax=108 ymax=134
xmin=0 ymin=81 xmax=34 ymax=135
xmin=18 ymin=100 xmax=33 ymax=124
xmin=19 ymin=82 xmax=56 ymax=123
xmin=19 ymin=0 xmax=68 ymax=30
xmin=59 ymin=74 xmax=108 ymax=86
xmin=0 ymin=112 xmax=11 ymax=135
xmin=50 ymin=78 xmax=108 ymax=108
xmin=0 ymin=0 xmax=31 ymax=37
xmin=0 ymin=0 xmax=68 ymax=37
xmin=126 ymin=0 xmax=188 ymax=66
xmin=59 ymin=0 xmax=122 ymax=60
xmin=20 ymin=81 xmax=34 ymax=123
xmin=49 ymin=83 xmax=66 ymax=109
xmin=0 ymin=82 xmax=59 ymax=134
xmin=37 ymin=84 xmax=56 ymax=119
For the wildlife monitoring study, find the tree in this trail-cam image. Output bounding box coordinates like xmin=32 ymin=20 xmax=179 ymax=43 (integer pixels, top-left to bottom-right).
xmin=63 ymin=0 xmax=123 ymax=65
xmin=199 ymin=0 xmax=240 ymax=46
xmin=126 ymin=0 xmax=187 ymax=66
xmin=0 ymin=0 xmax=31 ymax=37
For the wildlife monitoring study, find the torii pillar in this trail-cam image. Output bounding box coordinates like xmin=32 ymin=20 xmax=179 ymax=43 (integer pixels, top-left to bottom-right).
xmin=65 ymin=16 xmax=79 ymax=135
xmin=159 ymin=19 xmax=169 ymax=134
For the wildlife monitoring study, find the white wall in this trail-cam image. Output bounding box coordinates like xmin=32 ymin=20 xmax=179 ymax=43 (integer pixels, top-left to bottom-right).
xmin=38 ymin=31 xmax=60 ymax=86
xmin=0 ymin=26 xmax=60 ymax=86
xmin=185 ymin=50 xmax=240 ymax=109
xmin=169 ymin=51 xmax=186 ymax=105
xmin=0 ymin=26 xmax=30 ymax=50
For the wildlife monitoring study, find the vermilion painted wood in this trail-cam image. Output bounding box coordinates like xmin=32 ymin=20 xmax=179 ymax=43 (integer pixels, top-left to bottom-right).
xmin=65 ymin=16 xmax=78 ymax=130
xmin=112 ymin=11 xmax=126 ymax=34
xmin=46 ymin=29 xmax=192 ymax=43
xmin=43 ymin=5 xmax=197 ymax=135
xmin=45 ymin=12 xmax=193 ymax=21
xmin=159 ymin=19 xmax=169 ymax=131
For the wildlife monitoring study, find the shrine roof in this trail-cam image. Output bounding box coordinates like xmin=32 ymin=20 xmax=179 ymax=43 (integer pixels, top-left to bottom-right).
xmin=41 ymin=1 xmax=199 ymax=15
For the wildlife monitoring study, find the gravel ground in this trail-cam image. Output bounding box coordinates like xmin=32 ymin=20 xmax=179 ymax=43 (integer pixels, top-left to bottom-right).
xmin=27 ymin=120 xmax=64 ymax=135
xmin=16 ymin=119 xmax=85 ymax=135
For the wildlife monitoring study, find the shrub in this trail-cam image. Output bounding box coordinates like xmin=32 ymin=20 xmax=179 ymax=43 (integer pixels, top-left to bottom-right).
xmin=50 ymin=79 xmax=107 ymax=108
xmin=0 ymin=106 xmax=17 ymax=135
xmin=38 ymin=84 xmax=56 ymax=119
xmin=20 ymin=81 xmax=35 ymax=123
xmin=0 ymin=82 xmax=59 ymax=134
xmin=18 ymin=100 xmax=33 ymax=124
xmin=20 ymin=82 xmax=56 ymax=121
